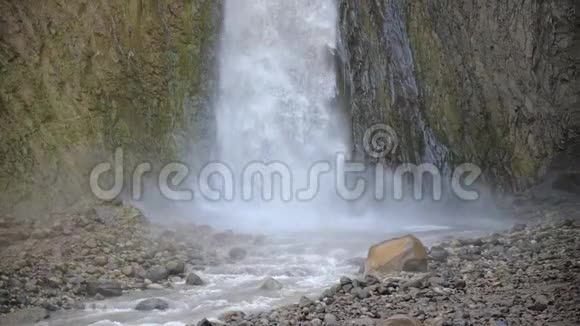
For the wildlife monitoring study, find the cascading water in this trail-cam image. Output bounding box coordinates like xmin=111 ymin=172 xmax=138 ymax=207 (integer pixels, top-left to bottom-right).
xmin=202 ymin=0 xmax=351 ymax=230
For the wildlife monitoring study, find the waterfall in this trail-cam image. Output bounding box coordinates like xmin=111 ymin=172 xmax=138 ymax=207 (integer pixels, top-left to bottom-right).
xmin=198 ymin=0 xmax=350 ymax=230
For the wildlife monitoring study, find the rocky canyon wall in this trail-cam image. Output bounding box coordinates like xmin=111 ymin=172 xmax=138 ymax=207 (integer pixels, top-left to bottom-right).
xmin=338 ymin=0 xmax=579 ymax=192
xmin=0 ymin=0 xmax=221 ymax=219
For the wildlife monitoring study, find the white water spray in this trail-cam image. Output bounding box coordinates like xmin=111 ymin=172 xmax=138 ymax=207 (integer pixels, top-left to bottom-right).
xmin=203 ymin=0 xmax=351 ymax=230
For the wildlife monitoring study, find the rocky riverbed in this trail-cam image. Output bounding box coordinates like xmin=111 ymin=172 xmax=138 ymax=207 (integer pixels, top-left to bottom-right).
xmin=1 ymin=202 xmax=579 ymax=326
xmin=199 ymin=216 xmax=580 ymax=326
xmin=0 ymin=202 xmax=263 ymax=323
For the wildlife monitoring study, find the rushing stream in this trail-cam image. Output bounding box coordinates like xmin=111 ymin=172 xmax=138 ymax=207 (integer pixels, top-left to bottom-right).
xmin=44 ymin=226 xmax=494 ymax=326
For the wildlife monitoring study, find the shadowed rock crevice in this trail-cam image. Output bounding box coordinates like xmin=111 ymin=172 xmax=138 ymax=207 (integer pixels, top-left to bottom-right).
xmin=338 ymin=0 xmax=580 ymax=193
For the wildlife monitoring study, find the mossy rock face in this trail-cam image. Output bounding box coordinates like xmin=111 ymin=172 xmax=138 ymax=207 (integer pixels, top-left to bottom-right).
xmin=0 ymin=0 xmax=222 ymax=218
xmin=338 ymin=0 xmax=579 ymax=192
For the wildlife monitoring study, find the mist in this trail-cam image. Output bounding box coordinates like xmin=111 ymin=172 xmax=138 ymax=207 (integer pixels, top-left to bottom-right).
xmin=133 ymin=0 xmax=511 ymax=237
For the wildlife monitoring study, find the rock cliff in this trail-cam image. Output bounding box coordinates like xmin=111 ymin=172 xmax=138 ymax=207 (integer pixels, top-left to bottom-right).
xmin=338 ymin=0 xmax=579 ymax=192
xmin=0 ymin=0 xmax=221 ymax=218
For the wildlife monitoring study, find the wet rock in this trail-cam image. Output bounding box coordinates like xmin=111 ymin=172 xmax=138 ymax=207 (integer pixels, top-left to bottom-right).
xmin=454 ymin=279 xmax=467 ymax=290
xmin=528 ymin=303 xmax=547 ymax=312
xmin=365 ymin=235 xmax=428 ymax=276
xmin=363 ymin=274 xmax=380 ymax=286
xmin=429 ymin=246 xmax=449 ymax=262
xmin=342 ymin=283 xmax=354 ymax=292
xmin=259 ymin=277 xmax=283 ymax=290
xmin=458 ymin=238 xmax=483 ymax=247
xmin=354 ymin=287 xmax=371 ymax=299
xmin=166 ymin=260 xmax=185 ymax=275
xmin=146 ymin=265 xmax=169 ymax=283
xmin=94 ymin=255 xmax=108 ymax=266
xmin=340 ymin=276 xmax=352 ymax=285
xmin=135 ymin=298 xmax=169 ymax=311
xmin=146 ymin=283 xmax=165 ymax=290
xmin=87 ymin=281 xmax=122 ymax=297
xmin=219 ymin=310 xmax=246 ymax=322
xmin=196 ymin=318 xmax=214 ymax=326
xmin=196 ymin=318 xmax=224 ymax=326
xmin=186 ymin=272 xmax=204 ymax=286
xmin=402 ymin=276 xmax=427 ymax=289
xmin=310 ymin=318 xmax=322 ymax=326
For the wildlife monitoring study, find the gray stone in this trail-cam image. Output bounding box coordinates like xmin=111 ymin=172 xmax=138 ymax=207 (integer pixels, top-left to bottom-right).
xmin=355 ymin=287 xmax=371 ymax=299
xmin=259 ymin=277 xmax=283 ymax=290
xmin=340 ymin=276 xmax=352 ymax=285
xmin=186 ymin=272 xmax=204 ymax=286
xmin=85 ymin=238 xmax=98 ymax=248
xmin=310 ymin=318 xmax=322 ymax=326
xmin=324 ymin=314 xmax=338 ymax=326
xmin=87 ymin=281 xmax=122 ymax=297
xmin=135 ymin=298 xmax=169 ymax=311
xmin=429 ymin=246 xmax=449 ymax=262
xmin=146 ymin=265 xmax=169 ymax=283
xmin=166 ymin=260 xmax=185 ymax=275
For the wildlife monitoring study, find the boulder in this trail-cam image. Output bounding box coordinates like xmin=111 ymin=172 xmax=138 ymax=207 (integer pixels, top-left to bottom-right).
xmin=197 ymin=318 xmax=224 ymax=326
xmin=135 ymin=298 xmax=169 ymax=311
xmin=219 ymin=310 xmax=246 ymax=323
xmin=87 ymin=281 xmax=122 ymax=297
xmin=259 ymin=277 xmax=283 ymax=290
xmin=429 ymin=246 xmax=449 ymax=262
xmin=166 ymin=260 xmax=185 ymax=275
xmin=146 ymin=266 xmax=169 ymax=283
xmin=340 ymin=276 xmax=352 ymax=285
xmin=365 ymin=235 xmax=428 ymax=276
xmin=186 ymin=272 xmax=204 ymax=286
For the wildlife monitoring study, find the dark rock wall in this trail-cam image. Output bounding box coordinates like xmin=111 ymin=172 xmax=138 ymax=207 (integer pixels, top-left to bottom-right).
xmin=339 ymin=0 xmax=580 ymax=192
xmin=0 ymin=0 xmax=222 ymax=218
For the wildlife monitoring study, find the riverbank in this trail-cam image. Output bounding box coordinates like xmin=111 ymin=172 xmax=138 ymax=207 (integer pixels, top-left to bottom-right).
xmin=1 ymin=201 xmax=578 ymax=325
xmin=205 ymin=213 xmax=580 ymax=326
xmin=0 ymin=203 xmax=263 ymax=323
